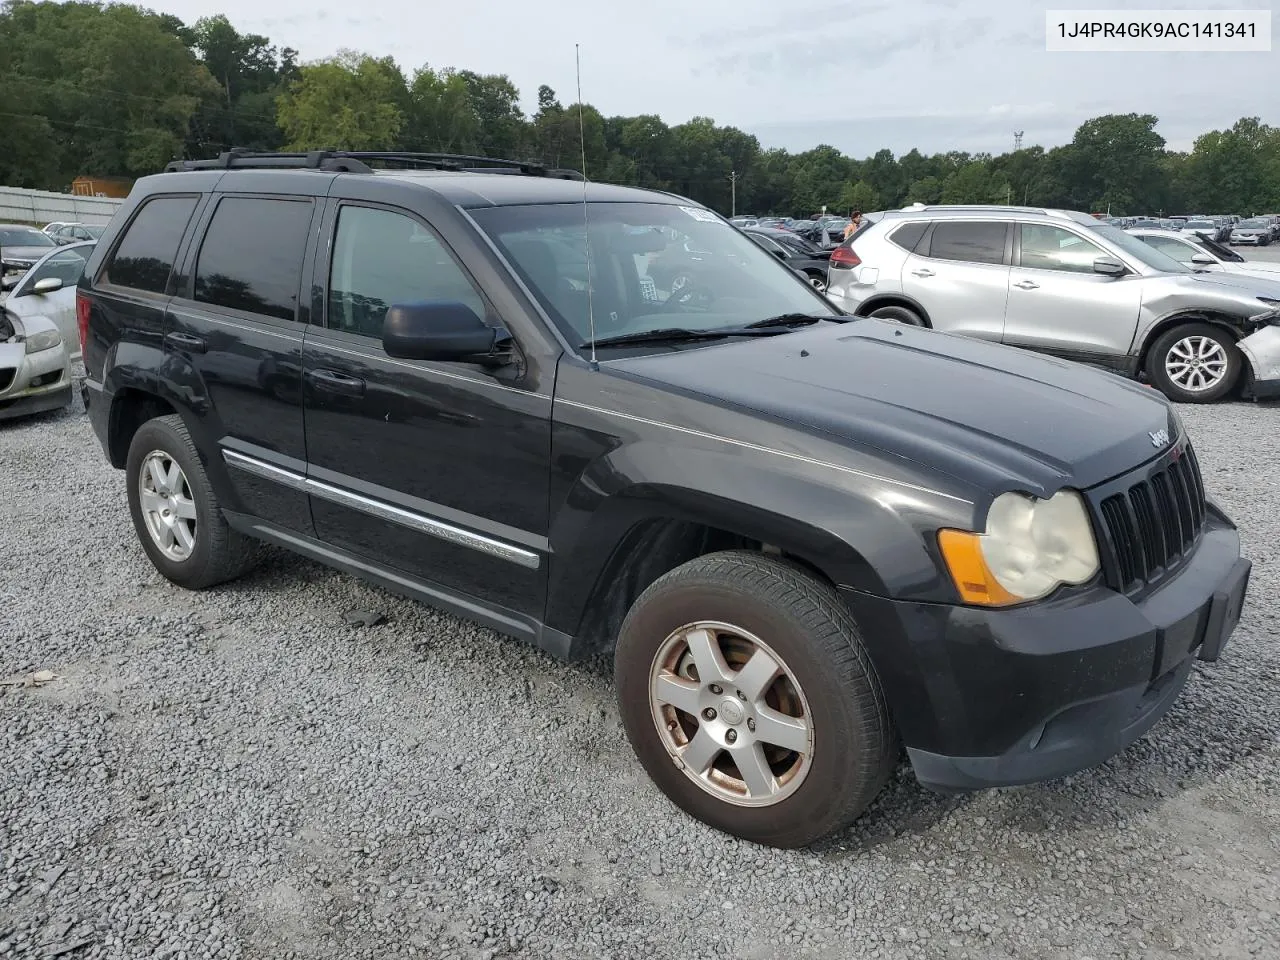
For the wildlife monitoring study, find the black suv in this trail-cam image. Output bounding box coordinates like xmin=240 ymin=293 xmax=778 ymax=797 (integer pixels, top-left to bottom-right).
xmin=78 ymin=151 xmax=1251 ymax=848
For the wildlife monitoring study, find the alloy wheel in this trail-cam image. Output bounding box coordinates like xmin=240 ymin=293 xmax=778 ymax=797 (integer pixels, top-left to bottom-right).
xmin=1165 ymin=335 xmax=1229 ymax=393
xmin=138 ymin=450 xmax=198 ymax=561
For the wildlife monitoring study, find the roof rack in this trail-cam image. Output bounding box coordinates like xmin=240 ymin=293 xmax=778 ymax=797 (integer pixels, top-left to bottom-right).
xmin=164 ymin=149 xmax=587 ymax=180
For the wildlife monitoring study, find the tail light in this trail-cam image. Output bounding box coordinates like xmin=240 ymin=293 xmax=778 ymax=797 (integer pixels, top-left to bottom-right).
xmin=76 ymin=292 xmax=90 ymax=356
xmin=830 ymin=246 xmax=861 ymax=268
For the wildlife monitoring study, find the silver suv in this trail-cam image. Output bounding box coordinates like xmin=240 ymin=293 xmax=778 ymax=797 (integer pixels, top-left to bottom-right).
xmin=826 ymin=205 xmax=1280 ymax=403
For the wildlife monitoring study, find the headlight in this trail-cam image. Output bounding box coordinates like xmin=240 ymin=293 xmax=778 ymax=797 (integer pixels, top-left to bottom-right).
xmin=24 ymin=328 xmax=63 ymax=354
xmin=937 ymin=490 xmax=1100 ymax=607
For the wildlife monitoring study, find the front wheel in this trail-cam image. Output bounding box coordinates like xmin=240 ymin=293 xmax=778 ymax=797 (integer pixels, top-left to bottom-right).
xmin=806 ymin=272 xmax=827 ymax=293
xmin=1145 ymin=322 xmax=1242 ymax=403
xmin=614 ymin=551 xmax=896 ymax=848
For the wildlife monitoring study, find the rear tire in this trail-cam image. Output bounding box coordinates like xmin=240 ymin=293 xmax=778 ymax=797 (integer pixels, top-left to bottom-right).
xmin=614 ymin=551 xmax=896 ymax=848
xmin=125 ymin=414 xmax=261 ymax=589
xmin=867 ymin=304 xmax=925 ymax=327
xmin=1144 ymin=322 xmax=1241 ymax=403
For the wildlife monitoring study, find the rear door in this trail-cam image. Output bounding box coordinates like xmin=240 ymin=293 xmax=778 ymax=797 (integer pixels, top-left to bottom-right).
xmin=1002 ymin=222 xmax=1142 ymax=363
xmin=900 ymin=220 xmax=1011 ymax=340
xmin=166 ymin=189 xmax=321 ymax=535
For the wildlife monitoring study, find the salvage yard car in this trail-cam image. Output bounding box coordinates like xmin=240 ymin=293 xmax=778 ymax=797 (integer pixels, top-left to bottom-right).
xmin=0 ymin=305 xmax=73 ymax=420
xmin=826 ymin=205 xmax=1280 ymax=403
xmin=79 ymin=152 xmax=1251 ymax=848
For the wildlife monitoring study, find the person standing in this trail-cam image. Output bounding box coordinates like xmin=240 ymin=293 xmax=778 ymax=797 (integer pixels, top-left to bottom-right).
xmin=843 ymin=210 xmax=863 ymax=241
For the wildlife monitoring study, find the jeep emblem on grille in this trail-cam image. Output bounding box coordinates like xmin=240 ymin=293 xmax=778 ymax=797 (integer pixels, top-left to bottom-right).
xmin=1149 ymin=428 xmax=1170 ymax=447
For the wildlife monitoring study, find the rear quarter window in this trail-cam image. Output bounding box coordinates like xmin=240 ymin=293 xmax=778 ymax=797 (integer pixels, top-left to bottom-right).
xmin=103 ymin=195 xmax=200 ymax=294
xmin=888 ymin=221 xmax=928 ymax=253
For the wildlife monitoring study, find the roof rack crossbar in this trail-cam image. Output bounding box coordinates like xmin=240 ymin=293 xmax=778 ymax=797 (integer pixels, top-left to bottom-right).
xmin=163 ymin=149 xmax=585 ymax=180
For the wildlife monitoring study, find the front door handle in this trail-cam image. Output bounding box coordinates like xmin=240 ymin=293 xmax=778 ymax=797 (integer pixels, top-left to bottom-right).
xmin=308 ymin=369 xmax=366 ymax=397
xmin=911 ymin=268 xmax=935 ymax=278
xmin=164 ymin=332 xmax=206 ymax=353
xmin=1013 ymin=280 xmax=1040 ymax=290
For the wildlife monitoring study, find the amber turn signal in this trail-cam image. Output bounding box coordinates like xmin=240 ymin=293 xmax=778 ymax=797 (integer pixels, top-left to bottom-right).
xmin=936 ymin=529 xmax=1021 ymax=607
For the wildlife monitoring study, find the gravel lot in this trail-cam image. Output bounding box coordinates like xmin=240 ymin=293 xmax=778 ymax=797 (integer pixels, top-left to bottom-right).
xmin=2 ymin=388 xmax=1278 ymax=960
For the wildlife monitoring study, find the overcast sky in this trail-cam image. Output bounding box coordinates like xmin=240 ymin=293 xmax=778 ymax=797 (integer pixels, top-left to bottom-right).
xmin=153 ymin=0 xmax=1277 ymax=157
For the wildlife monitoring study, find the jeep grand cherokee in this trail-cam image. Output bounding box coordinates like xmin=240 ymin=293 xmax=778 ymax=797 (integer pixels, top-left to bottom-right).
xmin=77 ymin=151 xmax=1251 ymax=848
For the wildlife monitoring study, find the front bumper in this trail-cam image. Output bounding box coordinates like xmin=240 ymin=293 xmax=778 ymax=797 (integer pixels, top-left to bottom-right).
xmin=842 ymin=517 xmax=1248 ymax=792
xmin=0 ymin=345 xmax=73 ymax=421
xmin=1237 ymin=324 xmax=1280 ymax=399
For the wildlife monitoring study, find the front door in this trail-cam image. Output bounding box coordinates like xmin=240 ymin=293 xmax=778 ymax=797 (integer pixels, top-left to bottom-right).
xmin=1002 ymin=222 xmax=1143 ymax=363
xmin=301 ymin=200 xmax=552 ymax=621
xmin=899 ymin=220 xmax=1011 ymax=341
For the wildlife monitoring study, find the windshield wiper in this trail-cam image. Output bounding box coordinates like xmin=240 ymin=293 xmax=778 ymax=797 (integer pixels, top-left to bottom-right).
xmin=581 ymin=326 xmax=793 ymax=349
xmin=744 ymin=312 xmax=846 ymax=329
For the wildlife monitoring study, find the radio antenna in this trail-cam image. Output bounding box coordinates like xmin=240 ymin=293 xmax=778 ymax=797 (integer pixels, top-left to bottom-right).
xmin=576 ymin=43 xmax=597 ymax=366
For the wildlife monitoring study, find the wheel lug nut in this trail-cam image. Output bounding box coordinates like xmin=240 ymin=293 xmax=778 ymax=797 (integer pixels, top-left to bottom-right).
xmin=702 ymin=708 xmax=717 ymax=721
xmin=747 ymin=718 xmax=756 ymax=732
xmin=725 ymin=729 xmax=738 ymax=744
xmin=736 ymin=690 xmax=747 ymax=701
xmin=709 ymin=684 xmax=723 ymax=695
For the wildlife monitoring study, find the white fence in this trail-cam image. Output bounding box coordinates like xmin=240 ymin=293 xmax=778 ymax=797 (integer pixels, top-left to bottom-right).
xmin=0 ymin=186 xmax=123 ymax=226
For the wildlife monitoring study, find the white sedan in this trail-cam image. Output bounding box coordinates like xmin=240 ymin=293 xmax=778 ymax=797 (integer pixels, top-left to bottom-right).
xmin=1127 ymin=229 xmax=1280 ymax=283
xmin=0 ymin=241 xmax=94 ymax=362
xmin=0 ymin=309 xmax=73 ymax=421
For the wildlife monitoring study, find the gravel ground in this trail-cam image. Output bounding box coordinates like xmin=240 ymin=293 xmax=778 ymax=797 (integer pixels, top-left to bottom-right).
xmin=1 ymin=392 xmax=1278 ymax=960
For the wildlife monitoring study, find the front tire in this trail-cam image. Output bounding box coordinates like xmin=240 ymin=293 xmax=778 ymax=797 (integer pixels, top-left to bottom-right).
xmin=1145 ymin=322 xmax=1241 ymax=403
xmin=125 ymin=414 xmax=261 ymax=589
xmin=614 ymin=551 xmax=896 ymax=848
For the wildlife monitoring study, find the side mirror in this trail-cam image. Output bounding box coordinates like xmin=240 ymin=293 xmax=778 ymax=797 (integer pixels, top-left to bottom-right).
xmin=1190 ymin=253 xmax=1215 ymax=266
xmin=382 ymin=300 xmax=506 ymax=364
xmin=32 ymin=276 xmax=63 ymax=294
xmin=1093 ymin=256 xmax=1127 ymax=277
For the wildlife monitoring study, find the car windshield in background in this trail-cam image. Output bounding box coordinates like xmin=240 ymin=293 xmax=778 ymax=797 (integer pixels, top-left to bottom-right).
xmin=469 ymin=202 xmax=838 ymax=350
xmin=1087 ymin=222 xmax=1192 ymax=274
xmin=0 ymin=228 xmax=55 ymax=247
xmin=1239 ymin=219 xmax=1270 ymax=229
xmin=1184 ymin=220 xmax=1215 ymax=230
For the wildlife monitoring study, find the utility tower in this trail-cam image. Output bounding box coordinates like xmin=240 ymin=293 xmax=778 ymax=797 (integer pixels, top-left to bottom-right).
xmin=1013 ymin=130 xmax=1024 ymax=151
xmin=728 ymin=170 xmax=740 ymax=217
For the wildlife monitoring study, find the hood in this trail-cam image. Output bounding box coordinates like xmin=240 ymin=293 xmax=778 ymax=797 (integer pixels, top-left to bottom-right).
xmin=1170 ymin=270 xmax=1280 ymax=303
xmin=611 ymin=320 xmax=1178 ymax=495
xmin=1 ymin=245 xmax=54 ymax=265
xmin=1229 ymin=262 xmax=1280 ymax=279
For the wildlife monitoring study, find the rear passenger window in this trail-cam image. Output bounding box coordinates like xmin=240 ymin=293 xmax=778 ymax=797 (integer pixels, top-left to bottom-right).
xmin=926 ymin=222 xmax=1007 ymax=265
xmin=194 ymin=197 xmax=312 ymax=321
xmin=889 ymin=221 xmax=928 ymax=252
xmin=105 ymin=195 xmax=199 ymax=294
xmin=327 ymin=205 xmax=486 ymax=339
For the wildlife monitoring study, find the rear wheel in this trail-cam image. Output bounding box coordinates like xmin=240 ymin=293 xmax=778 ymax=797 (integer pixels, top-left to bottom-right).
xmin=805 ymin=271 xmax=827 ymax=293
xmin=867 ymin=304 xmax=925 ymax=326
xmin=614 ymin=551 xmax=896 ymax=848
xmin=125 ymin=414 xmax=261 ymax=589
xmin=1145 ymin=322 xmax=1241 ymax=403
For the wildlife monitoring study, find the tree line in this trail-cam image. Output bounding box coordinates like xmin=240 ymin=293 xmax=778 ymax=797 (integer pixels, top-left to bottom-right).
xmin=3 ymin=0 xmax=1279 ymax=218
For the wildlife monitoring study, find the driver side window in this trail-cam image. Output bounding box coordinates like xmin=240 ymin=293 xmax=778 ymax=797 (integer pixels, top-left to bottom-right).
xmin=327 ymin=205 xmax=486 ymax=339
xmin=1019 ymin=224 xmax=1106 ymax=274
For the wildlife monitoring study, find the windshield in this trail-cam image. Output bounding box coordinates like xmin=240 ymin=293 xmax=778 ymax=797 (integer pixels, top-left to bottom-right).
xmin=1088 ymin=223 xmax=1192 ymax=274
xmin=1183 ymin=220 xmax=1215 ymax=229
xmin=0 ymin=227 xmax=55 ymax=247
xmin=1239 ymin=219 xmax=1269 ymax=229
xmin=469 ymin=201 xmax=838 ymax=350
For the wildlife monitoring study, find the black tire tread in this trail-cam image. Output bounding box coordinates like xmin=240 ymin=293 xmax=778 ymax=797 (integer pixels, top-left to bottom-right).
xmin=620 ymin=550 xmax=896 ymax=846
xmin=1144 ymin=321 xmax=1241 ymax=404
xmin=128 ymin=414 xmax=261 ymax=589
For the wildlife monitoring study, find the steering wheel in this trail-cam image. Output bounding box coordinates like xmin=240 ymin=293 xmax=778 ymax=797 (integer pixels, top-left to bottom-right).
xmin=661 ymin=273 xmax=715 ymax=312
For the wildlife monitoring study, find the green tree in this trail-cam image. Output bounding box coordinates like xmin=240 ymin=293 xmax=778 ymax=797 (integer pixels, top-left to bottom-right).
xmin=838 ymin=181 xmax=879 ymax=213
xmin=1066 ymin=113 xmax=1166 ymax=213
xmin=276 ymin=50 xmax=407 ymax=151
xmin=457 ymin=71 xmax=524 ymax=157
xmin=404 ymin=65 xmax=478 ymax=153
xmin=187 ymin=14 xmax=294 ymax=154
xmin=0 ymin=0 xmax=217 ymax=188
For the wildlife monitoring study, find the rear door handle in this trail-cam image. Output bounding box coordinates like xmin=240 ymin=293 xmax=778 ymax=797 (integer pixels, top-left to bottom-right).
xmin=911 ymin=268 xmax=935 ymax=277
xmin=308 ymin=369 xmax=366 ymax=397
xmin=1013 ymin=280 xmax=1040 ymax=290
xmin=164 ymin=332 xmax=206 ymax=353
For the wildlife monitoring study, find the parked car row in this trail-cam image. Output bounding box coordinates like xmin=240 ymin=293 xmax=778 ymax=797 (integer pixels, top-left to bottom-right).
xmin=1110 ymin=213 xmax=1280 ymax=245
xmin=825 ymin=204 xmax=1280 ymax=404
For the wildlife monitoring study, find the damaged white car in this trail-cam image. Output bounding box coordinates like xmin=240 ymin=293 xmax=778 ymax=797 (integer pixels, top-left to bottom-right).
xmin=827 ymin=206 xmax=1280 ymax=403
xmin=0 ymin=307 xmax=73 ymax=421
